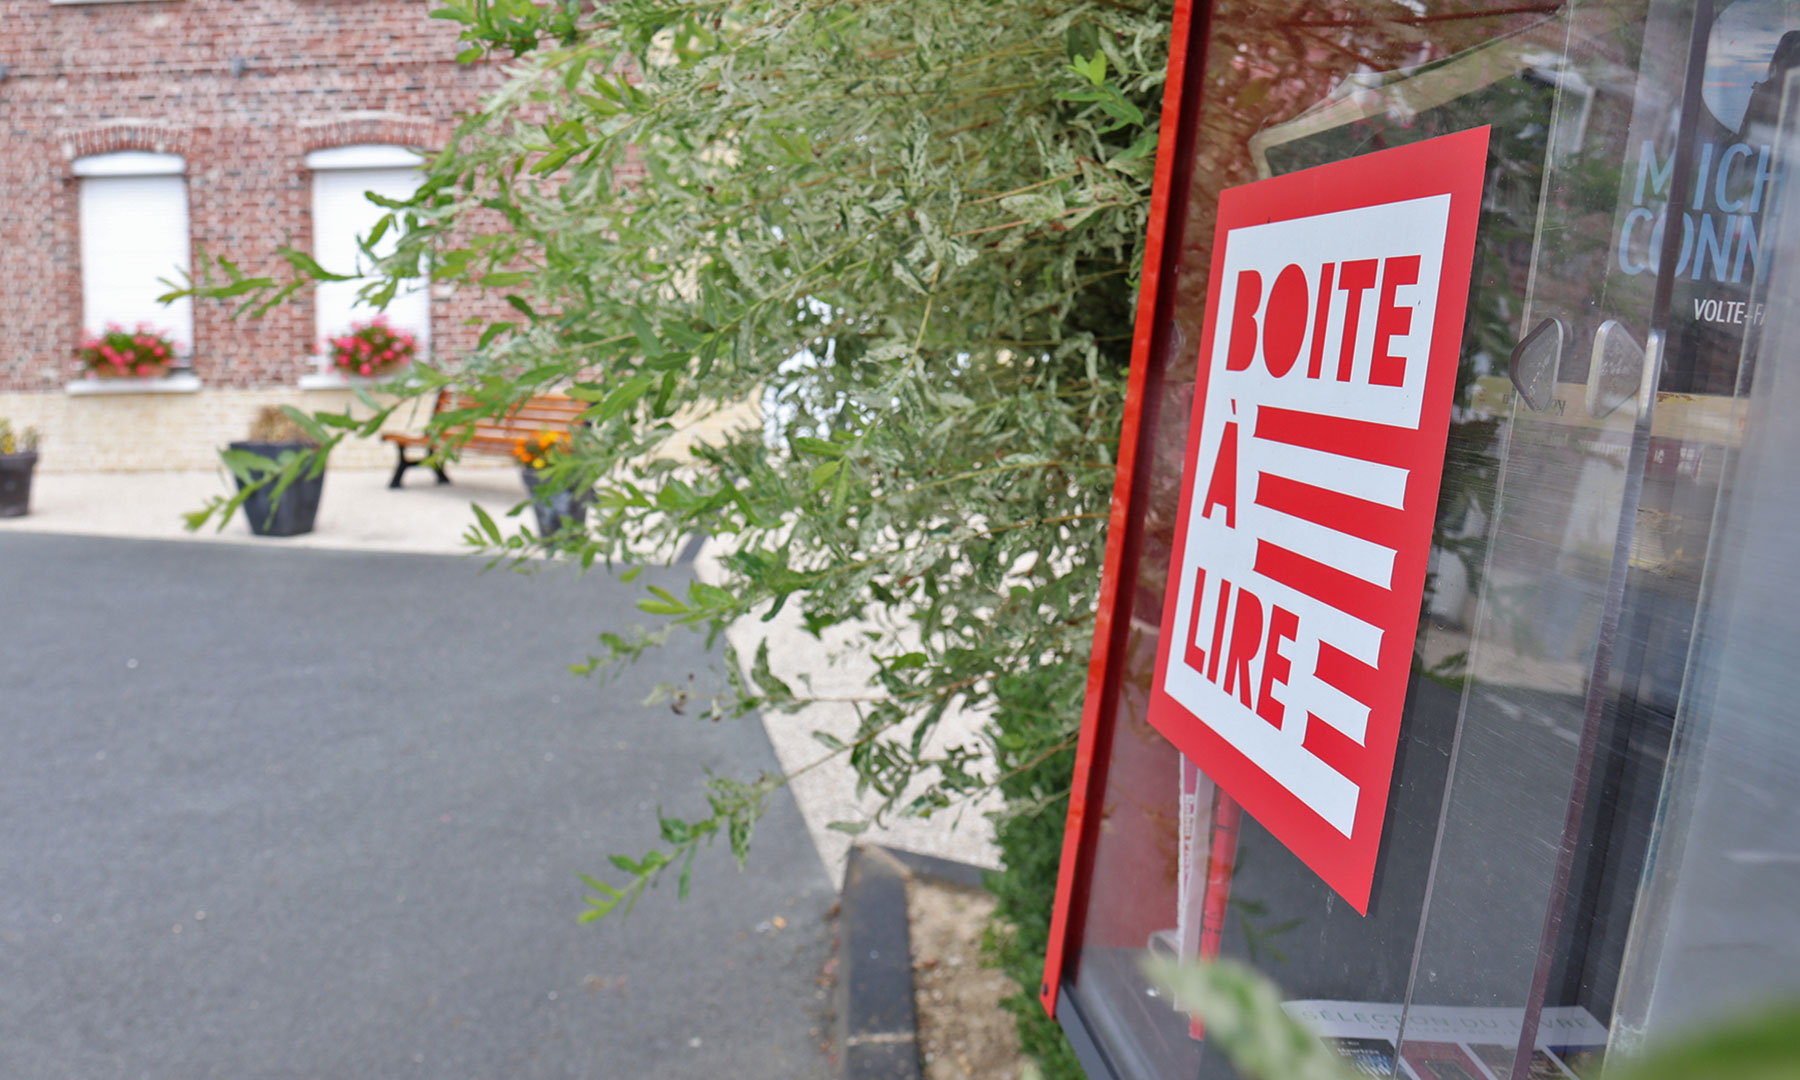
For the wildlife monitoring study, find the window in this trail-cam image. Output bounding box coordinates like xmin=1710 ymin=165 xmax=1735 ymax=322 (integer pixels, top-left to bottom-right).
xmin=307 ymin=145 xmax=430 ymax=372
xmin=74 ymin=151 xmax=194 ymax=357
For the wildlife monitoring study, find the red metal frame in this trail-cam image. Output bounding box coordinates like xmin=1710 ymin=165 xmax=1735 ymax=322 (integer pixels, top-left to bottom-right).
xmin=1039 ymin=0 xmax=1207 ymax=1015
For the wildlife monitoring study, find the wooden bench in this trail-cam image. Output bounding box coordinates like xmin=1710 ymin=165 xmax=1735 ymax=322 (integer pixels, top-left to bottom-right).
xmin=381 ymin=389 xmax=588 ymax=488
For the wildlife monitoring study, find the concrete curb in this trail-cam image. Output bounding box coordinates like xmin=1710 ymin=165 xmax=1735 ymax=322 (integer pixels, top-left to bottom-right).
xmin=834 ymin=844 xmax=993 ymax=1080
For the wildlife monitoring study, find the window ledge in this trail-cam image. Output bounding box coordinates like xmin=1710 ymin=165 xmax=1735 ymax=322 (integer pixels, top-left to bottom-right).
xmin=66 ymin=373 xmax=203 ymax=396
xmin=298 ymin=372 xmax=388 ymax=391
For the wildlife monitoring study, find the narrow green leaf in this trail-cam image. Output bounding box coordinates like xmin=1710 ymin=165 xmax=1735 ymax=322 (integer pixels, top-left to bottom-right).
xmin=277 ymin=247 xmax=356 ymax=282
xmin=591 ymin=373 xmax=657 ymax=423
xmin=790 ymin=437 xmax=845 ymax=459
xmin=578 ymin=873 xmax=621 ymax=898
xmin=471 ymin=503 xmax=503 ymax=544
xmin=478 ymin=321 xmax=516 ymax=348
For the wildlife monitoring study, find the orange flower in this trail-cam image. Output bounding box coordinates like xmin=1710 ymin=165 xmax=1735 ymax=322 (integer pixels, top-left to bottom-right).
xmin=516 ymin=430 xmax=567 ymax=467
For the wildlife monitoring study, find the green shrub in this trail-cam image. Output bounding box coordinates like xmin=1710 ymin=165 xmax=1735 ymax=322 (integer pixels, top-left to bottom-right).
xmin=174 ymin=1 xmax=1169 ymax=1069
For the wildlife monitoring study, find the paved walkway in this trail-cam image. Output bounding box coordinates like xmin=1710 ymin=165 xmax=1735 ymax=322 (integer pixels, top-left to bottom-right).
xmin=2 ymin=465 xmax=527 ymax=556
xmin=0 ymin=531 xmax=834 ymax=1079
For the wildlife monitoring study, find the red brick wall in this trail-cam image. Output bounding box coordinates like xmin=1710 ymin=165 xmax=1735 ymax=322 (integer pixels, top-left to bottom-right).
xmin=0 ymin=0 xmax=513 ymax=390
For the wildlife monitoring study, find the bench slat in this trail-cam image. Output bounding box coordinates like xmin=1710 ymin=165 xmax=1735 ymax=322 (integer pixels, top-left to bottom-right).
xmin=450 ymin=407 xmax=587 ymax=421
xmin=382 ymin=391 xmax=589 ymax=461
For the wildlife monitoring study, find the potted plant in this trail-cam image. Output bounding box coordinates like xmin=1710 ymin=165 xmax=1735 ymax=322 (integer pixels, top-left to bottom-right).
xmin=514 ymin=429 xmax=592 ymax=538
xmin=77 ymin=324 xmax=179 ymax=379
xmin=0 ymin=419 xmax=42 ymax=518
xmin=323 ymin=318 xmax=417 ymax=379
xmin=228 ymin=406 xmax=325 ymax=537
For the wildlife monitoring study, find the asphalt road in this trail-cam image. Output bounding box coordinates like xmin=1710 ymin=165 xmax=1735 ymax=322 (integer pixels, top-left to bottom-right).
xmin=0 ymin=532 xmax=835 ymax=1080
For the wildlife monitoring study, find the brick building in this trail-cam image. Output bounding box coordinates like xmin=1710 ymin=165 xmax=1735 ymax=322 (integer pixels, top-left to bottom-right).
xmin=0 ymin=0 xmax=509 ymax=470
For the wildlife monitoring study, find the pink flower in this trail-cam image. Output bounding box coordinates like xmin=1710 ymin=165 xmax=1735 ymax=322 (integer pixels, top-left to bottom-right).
xmin=381 ymin=349 xmax=394 ymax=361
xmin=153 ymin=346 xmax=167 ymax=358
xmin=358 ymin=363 xmax=372 ymax=376
xmin=136 ymin=363 xmax=152 ymax=375
xmin=110 ymin=355 xmax=126 ymax=368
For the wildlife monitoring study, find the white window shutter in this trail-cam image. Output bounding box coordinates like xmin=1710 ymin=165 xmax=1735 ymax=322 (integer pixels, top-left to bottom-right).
xmin=77 ymin=165 xmax=194 ymax=350
xmin=311 ymin=154 xmax=430 ymax=363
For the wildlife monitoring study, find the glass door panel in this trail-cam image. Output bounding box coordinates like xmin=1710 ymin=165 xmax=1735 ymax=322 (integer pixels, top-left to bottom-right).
xmin=1394 ymin=2 xmax=1686 ymax=1076
xmin=1608 ymin=65 xmax=1800 ymax=1054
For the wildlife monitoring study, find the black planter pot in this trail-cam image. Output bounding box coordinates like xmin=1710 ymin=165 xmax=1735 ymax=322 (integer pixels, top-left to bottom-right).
xmin=229 ymin=441 xmax=325 ymax=537
xmin=0 ymin=451 xmax=38 ymax=518
xmin=521 ymin=467 xmax=594 ymax=538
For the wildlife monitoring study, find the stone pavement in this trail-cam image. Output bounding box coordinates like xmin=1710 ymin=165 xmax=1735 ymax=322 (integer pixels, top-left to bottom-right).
xmin=700 ymin=594 xmax=1003 ymax=882
xmin=0 ymin=464 xmax=527 ymax=556
xmin=0 ymin=530 xmax=835 ymax=1080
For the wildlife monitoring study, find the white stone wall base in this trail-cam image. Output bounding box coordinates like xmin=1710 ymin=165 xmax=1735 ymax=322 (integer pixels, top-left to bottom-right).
xmin=0 ymin=387 xmax=441 ymax=472
xmin=0 ymin=388 xmax=759 ymax=473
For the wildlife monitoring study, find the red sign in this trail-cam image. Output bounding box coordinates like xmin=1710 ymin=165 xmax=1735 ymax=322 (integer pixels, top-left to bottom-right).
xmin=1147 ymin=128 xmax=1489 ymax=914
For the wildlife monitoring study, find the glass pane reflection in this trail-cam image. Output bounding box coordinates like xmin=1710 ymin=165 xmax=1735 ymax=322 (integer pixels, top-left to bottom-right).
xmin=1066 ymin=2 xmax=1606 ymax=1077
xmin=1608 ymin=66 xmax=1800 ymax=1054
xmin=1054 ymin=0 xmax=1800 ymax=1075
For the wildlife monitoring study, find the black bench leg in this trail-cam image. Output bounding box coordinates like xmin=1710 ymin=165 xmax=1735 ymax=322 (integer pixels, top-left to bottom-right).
xmin=433 ymin=463 xmax=451 ymax=485
xmin=389 ymin=446 xmax=413 ymax=489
